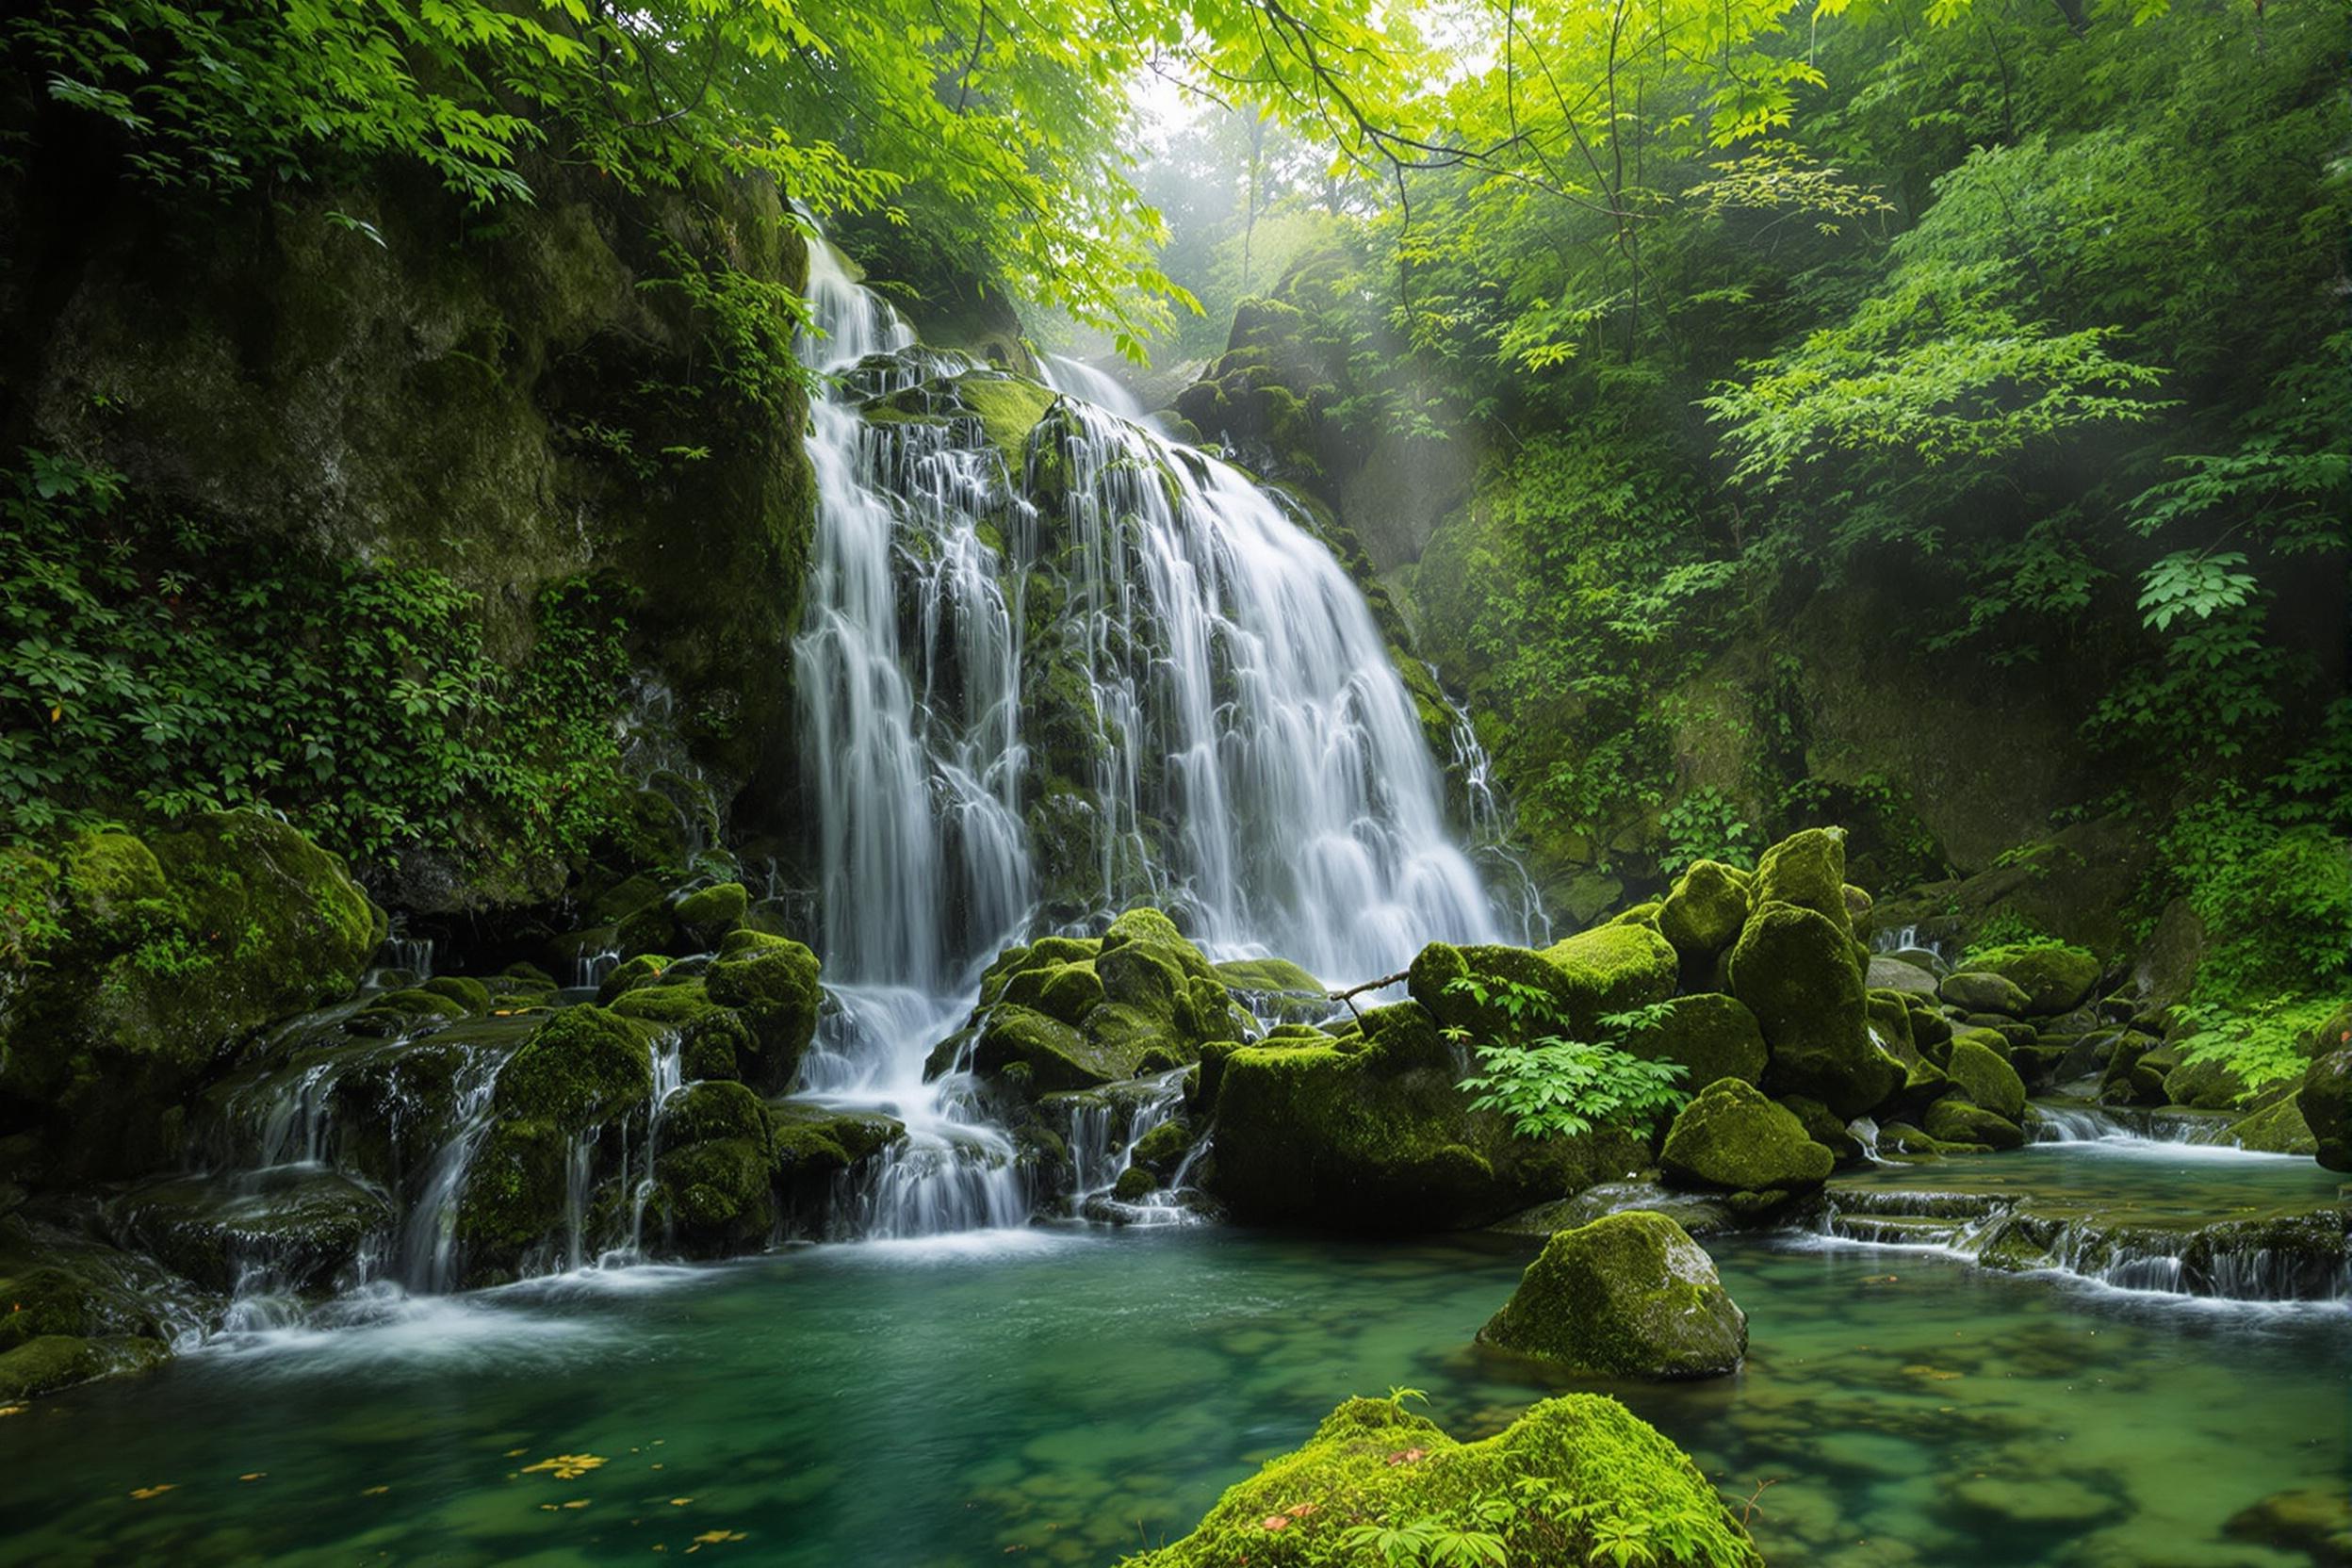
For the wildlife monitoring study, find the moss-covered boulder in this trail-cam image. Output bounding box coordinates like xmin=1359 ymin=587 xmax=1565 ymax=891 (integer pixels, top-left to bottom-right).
xmin=2224 ymin=1093 xmax=2316 ymax=1156
xmin=1866 ymin=955 xmax=1940 ymax=997
xmin=1727 ymin=901 xmax=1896 ymax=1119
xmin=1478 ymin=1212 xmax=1746 ymax=1379
xmin=938 ymin=910 xmax=1244 ymax=1099
xmin=770 ymin=1102 xmax=906 ymax=1186
xmin=1921 ymin=1098 xmax=2025 ymax=1151
xmin=1938 ymin=971 xmax=2033 ymax=1017
xmin=1756 ymin=827 xmax=1852 ymax=934
xmin=107 ymin=1168 xmax=393 ymax=1295
xmin=1657 ymin=861 xmax=1753 ymax=963
xmin=1210 ymin=1002 xmax=1645 ymax=1230
xmin=1634 ymin=993 xmax=1767 ymax=1090
xmin=1411 ymin=925 xmax=1676 ymax=1051
xmin=1126 ymin=1392 xmax=1760 ymax=1568
xmin=704 ymin=929 xmax=823 ymax=1090
xmin=671 ymin=881 xmax=750 ymax=948
xmin=1944 ymin=1036 xmax=2028 ymax=1121
xmin=646 ymin=1081 xmax=776 ymax=1250
xmin=2163 ymin=1054 xmax=2250 ymax=1111
xmin=1963 ymin=941 xmax=2101 ymax=1016
xmin=0 ymin=813 xmax=384 ymax=1177
xmin=1658 ymin=1079 xmax=1834 ymax=1194
xmin=2301 ymin=1049 xmax=2352 ymax=1171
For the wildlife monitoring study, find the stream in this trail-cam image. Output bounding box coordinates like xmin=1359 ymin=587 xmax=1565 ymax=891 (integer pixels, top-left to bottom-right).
xmin=4 ymin=1133 xmax=2343 ymax=1567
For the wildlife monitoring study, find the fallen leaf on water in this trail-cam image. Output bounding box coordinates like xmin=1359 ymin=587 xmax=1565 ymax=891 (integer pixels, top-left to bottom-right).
xmin=692 ymin=1532 xmax=746 ymax=1544
xmin=564 ymin=1499 xmax=590 ymax=1510
xmin=670 ymin=1497 xmax=694 ymax=1507
xmin=238 ymin=1473 xmax=266 ymax=1482
xmin=0 ymin=1406 xmax=26 ymax=1418
xmin=506 ymin=1448 xmax=529 ymax=1458
xmin=130 ymin=1485 xmax=176 ymax=1501
xmin=523 ymin=1454 xmax=608 ymax=1480
xmin=363 ymin=1485 xmax=390 ymax=1496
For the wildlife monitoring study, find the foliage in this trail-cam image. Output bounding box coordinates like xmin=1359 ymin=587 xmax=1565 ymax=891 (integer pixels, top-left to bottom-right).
xmin=2170 ymin=994 xmax=2339 ymax=1098
xmin=1658 ymin=791 xmax=1762 ymax=877
xmin=0 ymin=452 xmax=631 ymax=869
xmin=1446 ymin=978 xmax=1688 ymax=1140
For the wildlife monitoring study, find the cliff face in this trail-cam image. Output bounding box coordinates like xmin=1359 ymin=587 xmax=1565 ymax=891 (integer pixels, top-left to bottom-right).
xmin=0 ymin=104 xmax=820 ymax=912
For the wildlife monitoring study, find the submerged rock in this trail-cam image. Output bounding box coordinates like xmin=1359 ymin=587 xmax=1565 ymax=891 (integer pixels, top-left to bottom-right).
xmin=2226 ymin=1487 xmax=2352 ymax=1566
xmin=1123 ymin=1392 xmax=1761 ymax=1567
xmin=1658 ymin=1079 xmax=1834 ymax=1195
xmin=1478 ymin=1211 xmax=1747 ymax=1379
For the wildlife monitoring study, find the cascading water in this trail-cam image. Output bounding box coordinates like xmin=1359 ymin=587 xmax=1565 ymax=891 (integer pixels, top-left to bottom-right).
xmin=783 ymin=237 xmax=1520 ymax=1238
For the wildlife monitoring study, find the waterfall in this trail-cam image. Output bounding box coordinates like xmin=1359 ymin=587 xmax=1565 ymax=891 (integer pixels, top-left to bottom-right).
xmin=784 ymin=236 xmax=1516 ymax=1238
xmin=1037 ymin=351 xmax=1150 ymax=424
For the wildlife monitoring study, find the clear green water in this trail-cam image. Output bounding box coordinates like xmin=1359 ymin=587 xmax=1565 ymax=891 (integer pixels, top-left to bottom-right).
xmin=4 ymin=1144 xmax=2344 ymax=1567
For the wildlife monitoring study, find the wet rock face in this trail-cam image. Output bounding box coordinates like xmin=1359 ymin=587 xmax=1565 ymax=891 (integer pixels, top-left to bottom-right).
xmin=0 ymin=813 xmax=384 ymax=1179
xmin=1478 ymin=1211 xmax=1748 ymax=1379
xmin=1126 ymin=1391 xmax=1762 ymax=1568
xmin=106 ymin=1168 xmax=394 ymax=1296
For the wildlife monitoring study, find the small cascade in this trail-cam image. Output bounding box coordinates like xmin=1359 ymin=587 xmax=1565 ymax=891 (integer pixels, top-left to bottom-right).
xmin=568 ymin=948 xmax=622 ymax=991
xmin=1037 ymin=351 xmax=1150 ymax=424
xmin=1061 ymin=1070 xmax=1203 ymax=1225
xmin=622 ymin=1035 xmax=689 ymax=1261
xmin=1849 ymin=1116 xmax=1883 ymax=1162
xmin=1814 ymin=1184 xmax=2352 ymax=1304
xmin=2025 ymin=1101 xmax=2237 ymax=1149
xmin=1433 ymin=675 xmax=1550 ymax=948
xmin=1870 ymin=924 xmax=1948 ymax=964
xmin=373 ymin=927 xmax=435 ymax=983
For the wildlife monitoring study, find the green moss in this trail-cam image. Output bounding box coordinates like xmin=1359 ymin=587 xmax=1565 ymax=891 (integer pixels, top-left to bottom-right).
xmin=423 ymin=975 xmax=493 ymax=1013
xmin=608 ymin=976 xmax=721 ymax=1028
xmin=1658 ymin=860 xmax=1752 ymax=960
xmin=1478 ymin=1211 xmax=1746 ymax=1379
xmin=59 ymin=832 xmax=170 ymax=946
xmin=970 ymin=1004 xmax=1127 ymax=1091
xmin=2225 ymin=1092 xmax=2315 ymax=1154
xmin=1945 ymin=1037 xmax=2028 ymax=1120
xmin=1111 ymin=1165 xmax=1159 ymax=1201
xmin=1965 ymin=941 xmax=2101 ymax=1016
xmin=1756 ymin=827 xmax=1852 ymax=934
xmin=1638 ymin=993 xmax=1768 ymax=1091
xmin=953 ymin=372 xmax=1058 ymax=461
xmin=595 ymin=952 xmax=673 ymax=1004
xmin=1728 ymin=901 xmax=1895 ymax=1119
xmin=705 ymin=928 xmax=822 ymax=1090
xmin=1127 ymin=1393 xmax=1760 ymax=1568
xmin=769 ymin=1102 xmax=906 ymax=1178
xmin=672 ymin=881 xmax=749 ymax=943
xmin=492 ymin=1005 xmax=654 ymax=1132
xmin=1922 ymin=1098 xmax=2024 ymax=1150
xmin=1209 ymin=1004 xmax=1644 ymax=1230
xmin=2298 ymin=1050 xmax=2352 ymax=1171
xmin=1658 ymin=1078 xmax=1834 ymax=1193
xmin=1214 ymin=956 xmax=1326 ymax=995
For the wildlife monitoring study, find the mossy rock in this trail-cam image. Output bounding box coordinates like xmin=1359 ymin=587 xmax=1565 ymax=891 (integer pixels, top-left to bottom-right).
xmin=1657 ymin=860 xmax=1752 ymax=962
xmin=107 ymin=1167 xmax=393 ymax=1295
xmin=1756 ymin=827 xmax=1852 ymax=934
xmin=1939 ymin=971 xmax=2033 ymax=1017
xmin=492 ymin=1005 xmax=654 ymax=1132
xmin=1964 ymin=941 xmax=2101 ymax=1016
xmin=1727 ymin=901 xmax=1896 ymax=1119
xmin=1658 ymin=1079 xmax=1834 ymax=1194
xmin=645 ymin=1081 xmax=775 ymax=1250
xmin=1922 ymin=1099 xmax=2024 ymax=1150
xmin=2224 ymin=1093 xmax=2315 ymax=1155
xmin=1636 ymin=993 xmax=1767 ymax=1091
xmin=2163 ymin=1054 xmax=2250 ymax=1112
xmin=1411 ymin=926 xmax=1675 ymax=1050
xmin=0 ymin=1333 xmax=167 ymax=1401
xmin=1945 ymin=1037 xmax=2028 ymax=1121
xmin=608 ymin=977 xmax=723 ymax=1029
xmin=952 ymin=371 xmax=1058 ymax=461
xmin=1210 ymin=1004 xmax=1645 ymax=1231
xmin=2301 ymin=1049 xmax=2352 ymax=1171
xmin=1866 ymin=956 xmax=1940 ymax=997
xmin=1128 ymin=1118 xmax=1195 ymax=1176
xmin=1126 ymin=1393 xmax=1760 ymax=1568
xmin=966 ymin=1004 xmax=1137 ymax=1092
xmin=596 ymin=952 xmax=673 ymax=1004
xmin=1111 ymin=1166 xmax=1159 ymax=1201
xmin=769 ymin=1102 xmax=906 ymax=1182
xmin=1213 ymin=956 xmax=1326 ymax=995
xmin=1478 ymin=1211 xmax=1746 ymax=1379
xmin=672 ymin=881 xmax=749 ymax=947
xmin=1 ymin=812 xmax=382 ymax=1178
xmin=1775 ymin=1093 xmax=1865 ymax=1163
xmin=422 ymin=975 xmax=493 ymax=1013
xmin=705 ymin=929 xmax=823 ymax=1090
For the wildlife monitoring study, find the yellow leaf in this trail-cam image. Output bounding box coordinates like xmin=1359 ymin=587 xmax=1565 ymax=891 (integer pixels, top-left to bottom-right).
xmin=363 ymin=1485 xmax=390 ymax=1496
xmin=238 ymin=1473 xmax=267 ymax=1481
xmin=130 ymin=1485 xmax=176 ymax=1500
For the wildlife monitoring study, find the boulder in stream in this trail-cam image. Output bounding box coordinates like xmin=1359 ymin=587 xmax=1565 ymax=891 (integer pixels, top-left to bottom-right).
xmin=1478 ymin=1211 xmax=1748 ymax=1379
xmin=2303 ymin=1049 xmax=2352 ymax=1172
xmin=1658 ymin=1078 xmax=1835 ymax=1195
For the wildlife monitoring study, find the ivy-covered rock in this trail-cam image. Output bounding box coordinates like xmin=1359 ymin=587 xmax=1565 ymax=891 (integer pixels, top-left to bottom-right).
xmin=1478 ymin=1211 xmax=1747 ymax=1379
xmin=1727 ymin=901 xmax=1897 ymax=1119
xmin=1963 ymin=941 xmax=2101 ymax=1016
xmin=1124 ymin=1393 xmax=1761 ymax=1568
xmin=2301 ymin=1050 xmax=2352 ymax=1171
xmin=0 ymin=812 xmax=384 ymax=1178
xmin=704 ymin=928 xmax=823 ymax=1090
xmin=1410 ymin=925 xmax=1676 ymax=1049
xmin=1657 ymin=860 xmax=1753 ymax=962
xmin=1658 ymin=1078 xmax=1834 ymax=1194
xmin=1209 ymin=1002 xmax=1645 ymax=1230
xmin=1634 ymin=993 xmax=1767 ymax=1090
xmin=1944 ymin=1036 xmax=2028 ymax=1120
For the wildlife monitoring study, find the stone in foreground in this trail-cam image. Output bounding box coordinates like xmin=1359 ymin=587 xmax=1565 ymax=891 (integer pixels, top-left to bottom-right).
xmin=1122 ymin=1392 xmax=1761 ymax=1567
xmin=1478 ymin=1211 xmax=1747 ymax=1380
